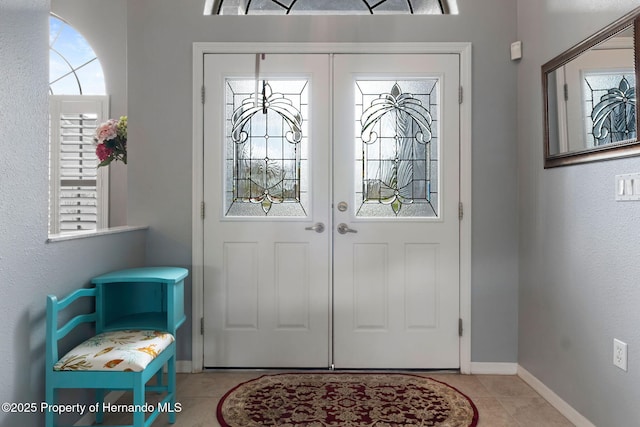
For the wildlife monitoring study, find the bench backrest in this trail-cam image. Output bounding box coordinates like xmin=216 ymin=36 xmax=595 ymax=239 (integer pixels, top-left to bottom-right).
xmin=45 ymin=288 xmax=97 ymax=371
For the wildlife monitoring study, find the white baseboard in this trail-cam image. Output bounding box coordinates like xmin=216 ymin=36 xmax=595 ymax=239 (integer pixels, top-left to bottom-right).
xmin=176 ymin=360 xmax=192 ymax=373
xmin=160 ymin=360 xmax=192 ymax=374
xmin=470 ymin=362 xmax=518 ymax=375
xmin=517 ymin=365 xmax=596 ymax=427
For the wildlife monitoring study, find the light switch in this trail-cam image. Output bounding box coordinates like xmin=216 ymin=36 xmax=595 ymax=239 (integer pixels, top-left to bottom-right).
xmin=616 ymin=173 xmax=640 ymax=201
xmin=618 ymin=178 xmax=625 ymax=196
xmin=510 ymin=41 xmax=522 ymax=61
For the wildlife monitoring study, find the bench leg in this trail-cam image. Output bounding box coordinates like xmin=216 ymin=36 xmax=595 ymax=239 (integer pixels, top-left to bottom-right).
xmin=154 ymin=369 xmax=164 ymax=388
xmin=95 ymin=389 xmax=105 ymax=424
xmin=168 ymin=356 xmax=176 ymax=424
xmin=133 ymin=378 xmax=145 ymax=427
xmin=45 ymin=386 xmax=56 ymax=427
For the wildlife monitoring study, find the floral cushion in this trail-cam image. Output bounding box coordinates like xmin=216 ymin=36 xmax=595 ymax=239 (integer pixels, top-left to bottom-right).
xmin=53 ymin=330 xmax=174 ymax=372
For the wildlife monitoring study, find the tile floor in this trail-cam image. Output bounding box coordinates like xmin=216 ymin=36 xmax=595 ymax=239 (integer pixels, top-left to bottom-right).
xmin=96 ymin=371 xmax=575 ymax=426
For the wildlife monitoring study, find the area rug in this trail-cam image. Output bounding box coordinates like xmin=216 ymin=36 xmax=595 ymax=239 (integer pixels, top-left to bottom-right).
xmin=216 ymin=372 xmax=479 ymax=426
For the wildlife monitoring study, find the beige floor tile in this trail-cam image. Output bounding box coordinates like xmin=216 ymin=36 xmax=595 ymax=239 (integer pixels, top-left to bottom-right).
xmin=499 ymin=396 xmax=574 ymax=427
xmin=428 ymin=373 xmax=494 ymax=399
xmin=152 ymin=397 xmax=220 ymax=427
xmin=176 ymin=370 xmax=265 ymax=398
xmin=473 ymin=397 xmax=518 ymax=427
xmin=476 ymin=374 xmax=539 ymax=398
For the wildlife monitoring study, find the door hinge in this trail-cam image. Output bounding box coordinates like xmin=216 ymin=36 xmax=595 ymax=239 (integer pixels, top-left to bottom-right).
xmin=458 ymin=202 xmax=463 ymax=220
xmin=201 ymin=85 xmax=206 ymax=104
xmin=563 ymin=83 xmax=568 ymax=101
xmin=200 ymin=317 xmax=204 ymax=335
xmin=459 ymin=318 xmax=463 ymax=337
xmin=458 ymin=86 xmax=463 ymax=104
xmin=201 ymin=201 xmax=205 ymax=219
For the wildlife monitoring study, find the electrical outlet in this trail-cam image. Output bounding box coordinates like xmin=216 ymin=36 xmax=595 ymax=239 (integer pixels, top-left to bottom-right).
xmin=613 ymin=339 xmax=628 ymax=371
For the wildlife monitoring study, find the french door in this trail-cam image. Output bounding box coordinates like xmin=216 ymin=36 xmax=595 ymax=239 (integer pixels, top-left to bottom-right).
xmin=202 ymin=52 xmax=460 ymax=369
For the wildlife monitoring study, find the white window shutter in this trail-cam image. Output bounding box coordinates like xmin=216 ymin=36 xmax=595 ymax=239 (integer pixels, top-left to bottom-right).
xmin=49 ymin=95 xmax=110 ymax=234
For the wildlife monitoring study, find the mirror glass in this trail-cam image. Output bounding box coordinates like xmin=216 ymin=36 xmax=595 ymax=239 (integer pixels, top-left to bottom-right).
xmin=543 ymin=10 xmax=640 ymax=167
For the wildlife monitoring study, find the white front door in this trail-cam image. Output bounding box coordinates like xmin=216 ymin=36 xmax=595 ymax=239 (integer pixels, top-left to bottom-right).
xmin=202 ymin=54 xmax=331 ymax=367
xmin=203 ymin=52 xmax=460 ymax=369
xmin=332 ymin=54 xmax=460 ymax=369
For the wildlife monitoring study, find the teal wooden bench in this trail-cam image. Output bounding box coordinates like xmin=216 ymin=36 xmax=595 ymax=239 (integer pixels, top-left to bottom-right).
xmin=45 ymin=266 xmax=187 ymax=427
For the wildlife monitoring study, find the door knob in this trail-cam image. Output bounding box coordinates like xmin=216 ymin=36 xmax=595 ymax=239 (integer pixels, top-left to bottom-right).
xmin=337 ymin=223 xmax=358 ymax=234
xmin=305 ymin=222 xmax=325 ymax=233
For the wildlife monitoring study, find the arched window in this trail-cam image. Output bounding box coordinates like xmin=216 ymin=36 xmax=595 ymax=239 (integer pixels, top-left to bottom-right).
xmin=49 ymin=14 xmax=105 ymax=95
xmin=49 ymin=14 xmax=109 ymax=235
xmin=205 ymin=0 xmax=457 ymax=15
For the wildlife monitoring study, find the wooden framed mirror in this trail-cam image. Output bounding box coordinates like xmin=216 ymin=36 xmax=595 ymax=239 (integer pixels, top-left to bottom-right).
xmin=543 ymin=7 xmax=640 ymax=168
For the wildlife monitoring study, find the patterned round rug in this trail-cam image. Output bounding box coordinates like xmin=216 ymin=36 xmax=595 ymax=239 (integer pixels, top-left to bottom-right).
xmin=217 ymin=372 xmax=479 ymax=426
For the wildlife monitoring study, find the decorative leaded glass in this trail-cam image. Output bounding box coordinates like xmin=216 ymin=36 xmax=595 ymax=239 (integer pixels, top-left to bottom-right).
xmin=584 ymin=72 xmax=636 ymax=147
xmin=209 ymin=0 xmax=452 ymax=15
xmin=355 ymin=80 xmax=439 ymax=218
xmin=225 ymin=79 xmax=309 ymax=217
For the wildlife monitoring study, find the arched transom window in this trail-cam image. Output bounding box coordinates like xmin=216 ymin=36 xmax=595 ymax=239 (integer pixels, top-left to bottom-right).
xmin=205 ymin=0 xmax=457 ymax=15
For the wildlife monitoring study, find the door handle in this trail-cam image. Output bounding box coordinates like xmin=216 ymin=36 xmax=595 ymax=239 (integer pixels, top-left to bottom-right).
xmin=337 ymin=223 xmax=358 ymax=234
xmin=305 ymin=222 xmax=325 ymax=233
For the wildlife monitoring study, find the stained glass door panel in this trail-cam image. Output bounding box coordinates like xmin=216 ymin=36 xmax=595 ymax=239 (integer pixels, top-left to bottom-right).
xmin=355 ymin=79 xmax=439 ymax=217
xmin=583 ymin=71 xmax=636 ymax=147
xmin=225 ymin=79 xmax=309 ymax=216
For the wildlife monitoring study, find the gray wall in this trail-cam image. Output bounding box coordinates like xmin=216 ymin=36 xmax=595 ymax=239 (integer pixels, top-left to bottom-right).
xmin=517 ymin=1 xmax=640 ymax=426
xmin=126 ymin=0 xmax=520 ymax=363
xmin=0 ymin=1 xmax=146 ymax=425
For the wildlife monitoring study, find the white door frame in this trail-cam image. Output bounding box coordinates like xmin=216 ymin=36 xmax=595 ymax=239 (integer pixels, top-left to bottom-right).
xmin=191 ymin=42 xmax=472 ymax=373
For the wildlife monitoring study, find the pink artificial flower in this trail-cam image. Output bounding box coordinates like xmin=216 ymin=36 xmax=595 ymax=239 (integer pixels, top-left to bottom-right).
xmin=96 ymin=119 xmax=118 ymax=143
xmin=96 ymin=143 xmax=113 ymax=162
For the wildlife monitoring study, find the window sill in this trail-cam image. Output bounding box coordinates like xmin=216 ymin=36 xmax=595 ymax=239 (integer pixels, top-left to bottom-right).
xmin=47 ymin=225 xmax=148 ymax=243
